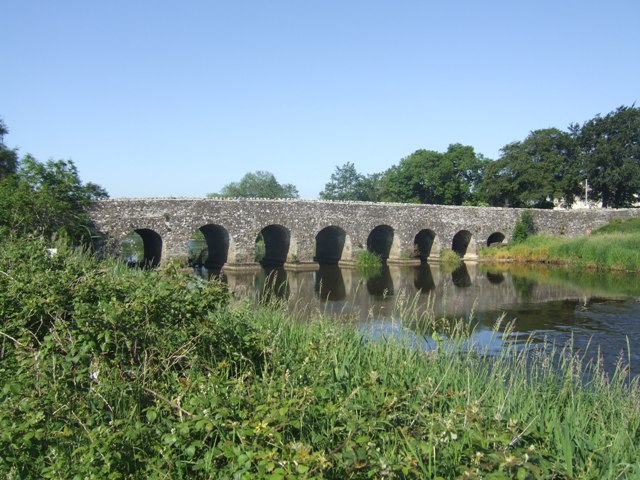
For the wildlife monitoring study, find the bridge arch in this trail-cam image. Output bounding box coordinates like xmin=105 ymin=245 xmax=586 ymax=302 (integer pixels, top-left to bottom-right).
xmin=487 ymin=232 xmax=506 ymax=247
xmin=189 ymin=224 xmax=230 ymax=269
xmin=452 ymin=230 xmax=475 ymax=258
xmin=122 ymin=228 xmax=162 ymax=268
xmin=259 ymin=224 xmax=291 ymax=267
xmin=367 ymin=225 xmax=395 ymax=260
xmin=413 ymin=229 xmax=439 ymax=260
xmin=315 ymin=226 xmax=347 ymax=265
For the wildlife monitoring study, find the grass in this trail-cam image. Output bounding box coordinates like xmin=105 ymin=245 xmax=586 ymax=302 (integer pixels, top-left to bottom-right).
xmin=1 ymin=238 xmax=640 ymax=478
xmin=480 ymin=217 xmax=640 ymax=271
xmin=439 ymin=248 xmax=463 ymax=270
xmin=355 ymin=249 xmax=383 ymax=278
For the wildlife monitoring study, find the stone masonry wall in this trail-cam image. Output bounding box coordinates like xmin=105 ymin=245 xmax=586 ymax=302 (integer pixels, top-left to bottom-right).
xmin=89 ymin=198 xmax=640 ymax=269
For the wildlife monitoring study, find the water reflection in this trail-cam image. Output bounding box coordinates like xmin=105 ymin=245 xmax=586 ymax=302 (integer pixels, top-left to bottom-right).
xmin=413 ymin=263 xmax=435 ymax=293
xmin=366 ymin=265 xmax=394 ymax=299
xmin=199 ymin=262 xmax=640 ymax=378
xmin=314 ymin=265 xmax=346 ymax=301
xmin=451 ymin=264 xmax=471 ymax=288
xmin=255 ymin=267 xmax=289 ymax=303
xmin=486 ymin=271 xmax=505 ymax=284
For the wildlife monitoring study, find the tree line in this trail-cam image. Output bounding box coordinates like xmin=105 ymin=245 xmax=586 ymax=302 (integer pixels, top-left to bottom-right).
xmin=213 ymin=105 xmax=640 ymax=208
xmin=0 ymin=118 xmax=108 ymax=244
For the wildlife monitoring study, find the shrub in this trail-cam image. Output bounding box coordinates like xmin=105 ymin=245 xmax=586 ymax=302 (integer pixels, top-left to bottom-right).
xmin=512 ymin=210 xmax=536 ymax=243
xmin=440 ymin=248 xmax=463 ymax=269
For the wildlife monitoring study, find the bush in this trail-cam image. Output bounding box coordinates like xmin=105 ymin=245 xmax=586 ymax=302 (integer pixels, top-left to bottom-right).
xmin=0 ymin=238 xmax=245 ymax=478
xmin=512 ymin=210 xmax=536 ymax=243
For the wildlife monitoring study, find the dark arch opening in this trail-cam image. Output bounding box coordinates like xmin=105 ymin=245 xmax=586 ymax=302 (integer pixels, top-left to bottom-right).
xmin=367 ymin=225 xmax=394 ymax=261
xmin=315 ymin=226 xmax=346 ymax=265
xmin=414 ymin=229 xmax=436 ymax=260
xmin=122 ymin=229 xmax=162 ymax=268
xmin=487 ymin=232 xmax=506 ymax=247
xmin=258 ymin=224 xmax=290 ymax=267
xmin=452 ymin=230 xmax=472 ymax=257
xmin=189 ymin=224 xmax=229 ymax=270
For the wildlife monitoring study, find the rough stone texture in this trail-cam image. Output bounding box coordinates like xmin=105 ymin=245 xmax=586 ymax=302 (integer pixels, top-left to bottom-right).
xmin=89 ymin=198 xmax=640 ymax=268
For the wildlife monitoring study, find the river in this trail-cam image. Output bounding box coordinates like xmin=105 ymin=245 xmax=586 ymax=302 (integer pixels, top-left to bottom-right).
xmin=195 ymin=262 xmax=640 ymax=379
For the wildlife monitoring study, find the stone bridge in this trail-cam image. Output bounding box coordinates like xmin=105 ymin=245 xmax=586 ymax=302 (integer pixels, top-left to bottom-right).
xmin=89 ymin=198 xmax=638 ymax=271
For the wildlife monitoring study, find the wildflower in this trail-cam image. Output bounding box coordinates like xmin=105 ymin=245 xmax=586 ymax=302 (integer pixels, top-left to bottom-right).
xmin=254 ymin=420 xmax=269 ymax=434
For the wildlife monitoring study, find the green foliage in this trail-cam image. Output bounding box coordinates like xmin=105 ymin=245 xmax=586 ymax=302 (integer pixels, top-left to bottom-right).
xmin=576 ymin=105 xmax=640 ymax=208
xmin=482 ymin=227 xmax=640 ymax=272
xmin=354 ymin=249 xmax=383 ymax=278
xmin=319 ymin=162 xmax=382 ymax=201
xmin=0 ymin=155 xmax=108 ymax=243
xmin=593 ymin=216 xmax=640 ymax=235
xmin=355 ymin=249 xmax=382 ymax=268
xmin=381 ymin=144 xmax=487 ymax=205
xmin=1 ymin=239 xmax=640 ymax=478
xmin=512 ymin=211 xmax=536 ymax=243
xmin=209 ymin=171 xmax=299 ymax=199
xmin=0 ymin=117 xmax=18 ymax=179
xmin=439 ymin=248 xmax=463 ymax=269
xmin=478 ymin=128 xmax=579 ymax=208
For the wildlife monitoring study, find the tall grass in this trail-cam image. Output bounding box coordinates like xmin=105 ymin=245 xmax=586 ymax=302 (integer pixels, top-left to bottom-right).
xmin=2 ymin=238 xmax=640 ymax=478
xmin=481 ymin=231 xmax=640 ymax=271
xmin=355 ymin=249 xmax=383 ymax=278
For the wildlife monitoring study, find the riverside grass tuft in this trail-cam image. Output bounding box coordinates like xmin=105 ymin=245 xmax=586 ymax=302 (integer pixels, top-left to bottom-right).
xmin=355 ymin=249 xmax=383 ymax=278
xmin=1 ymin=239 xmax=640 ymax=478
xmin=481 ymin=217 xmax=640 ymax=271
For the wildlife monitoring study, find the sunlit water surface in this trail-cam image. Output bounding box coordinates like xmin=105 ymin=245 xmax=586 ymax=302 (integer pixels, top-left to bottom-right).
xmin=196 ymin=262 xmax=640 ymax=379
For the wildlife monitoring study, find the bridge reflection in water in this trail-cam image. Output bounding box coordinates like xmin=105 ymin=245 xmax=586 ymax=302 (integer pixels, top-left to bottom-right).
xmin=194 ymin=262 xmax=640 ymax=379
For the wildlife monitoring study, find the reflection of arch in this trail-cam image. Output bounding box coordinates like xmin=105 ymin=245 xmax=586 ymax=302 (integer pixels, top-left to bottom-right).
xmin=367 ymin=225 xmax=394 ymax=260
xmin=486 ymin=271 xmax=505 ymax=284
xmin=487 ymin=232 xmax=506 ymax=247
xmin=414 ymin=229 xmax=437 ymax=260
xmin=315 ymin=226 xmax=346 ymax=265
xmin=452 ymin=230 xmax=473 ymax=257
xmin=123 ymin=229 xmax=162 ymax=268
xmin=451 ymin=264 xmax=471 ymax=287
xmin=194 ymin=224 xmax=229 ymax=269
xmin=256 ymin=267 xmax=289 ymax=303
xmin=314 ymin=265 xmax=346 ymax=301
xmin=413 ymin=263 xmax=435 ymax=292
xmin=366 ymin=264 xmax=394 ymax=298
xmin=259 ymin=225 xmax=290 ymax=267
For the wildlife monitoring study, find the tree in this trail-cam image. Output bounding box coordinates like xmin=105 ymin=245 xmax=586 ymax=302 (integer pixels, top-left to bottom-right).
xmin=478 ymin=128 xmax=579 ymax=208
xmin=0 ymin=117 xmax=18 ymax=178
xmin=575 ymin=105 xmax=640 ymax=208
xmin=319 ymin=162 xmax=382 ymax=201
xmin=380 ymin=145 xmax=487 ymax=205
xmin=0 ymin=155 xmax=108 ymax=242
xmin=209 ymin=171 xmax=299 ymax=199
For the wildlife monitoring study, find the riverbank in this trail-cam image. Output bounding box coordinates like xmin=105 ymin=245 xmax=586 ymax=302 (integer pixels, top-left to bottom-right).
xmin=479 ymin=217 xmax=640 ymax=272
xmin=1 ymin=239 xmax=639 ymax=478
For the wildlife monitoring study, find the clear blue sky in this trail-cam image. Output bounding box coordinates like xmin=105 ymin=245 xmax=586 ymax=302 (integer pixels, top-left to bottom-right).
xmin=2 ymin=1 xmax=639 ymax=199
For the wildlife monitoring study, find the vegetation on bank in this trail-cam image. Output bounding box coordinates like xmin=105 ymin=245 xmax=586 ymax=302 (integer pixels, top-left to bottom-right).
xmin=1 ymin=239 xmax=640 ymax=478
xmin=481 ymin=217 xmax=640 ymax=272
